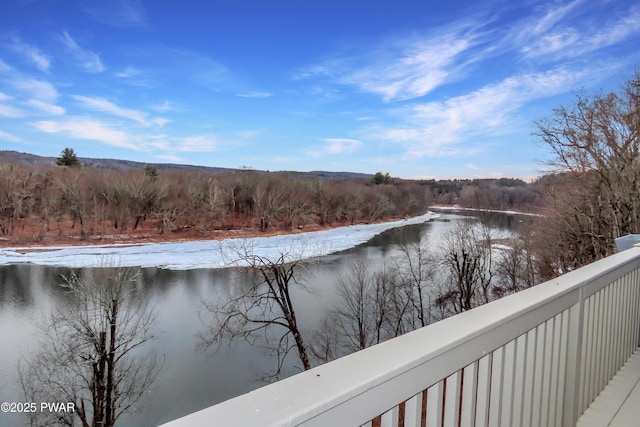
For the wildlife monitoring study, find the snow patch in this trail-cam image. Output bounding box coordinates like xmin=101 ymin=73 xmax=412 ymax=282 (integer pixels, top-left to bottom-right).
xmin=430 ymin=206 xmax=542 ymax=217
xmin=0 ymin=213 xmax=439 ymax=270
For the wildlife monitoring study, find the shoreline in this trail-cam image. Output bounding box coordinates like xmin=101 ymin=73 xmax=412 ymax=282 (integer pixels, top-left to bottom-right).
xmin=0 ymin=206 xmax=539 ymax=252
xmin=428 ymin=205 xmax=542 ymax=217
xmin=0 ymin=211 xmax=435 ymax=250
xmin=0 ymin=213 xmax=439 ymax=269
xmin=0 ymin=222 xmax=338 ymax=249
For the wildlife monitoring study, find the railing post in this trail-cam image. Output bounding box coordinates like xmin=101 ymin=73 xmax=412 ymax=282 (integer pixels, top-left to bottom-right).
xmin=563 ymin=285 xmax=586 ymax=426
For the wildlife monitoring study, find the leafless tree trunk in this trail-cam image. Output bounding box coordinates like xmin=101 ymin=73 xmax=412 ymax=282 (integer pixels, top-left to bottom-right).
xmin=311 ymin=258 xmax=400 ymax=363
xmin=494 ymin=236 xmax=538 ymax=297
xmin=252 ymin=182 xmax=282 ymax=232
xmin=394 ymin=235 xmax=437 ymax=329
xmin=201 ymin=239 xmax=317 ymax=379
xmin=435 ymin=220 xmax=494 ymax=314
xmin=19 ymin=266 xmax=162 ymax=427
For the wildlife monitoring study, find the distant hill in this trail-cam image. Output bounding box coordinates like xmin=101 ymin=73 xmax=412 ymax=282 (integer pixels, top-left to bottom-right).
xmin=0 ymin=150 xmax=372 ymax=180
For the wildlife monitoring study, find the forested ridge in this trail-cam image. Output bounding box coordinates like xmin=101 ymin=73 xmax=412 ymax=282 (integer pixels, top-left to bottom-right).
xmin=0 ymin=159 xmax=435 ymax=244
xmin=0 ymin=148 xmax=554 ymax=246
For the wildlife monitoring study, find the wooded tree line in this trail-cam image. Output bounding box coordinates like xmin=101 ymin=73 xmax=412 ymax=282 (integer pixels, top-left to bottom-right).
xmin=419 ymin=177 xmax=541 ymax=211
xmin=0 ymin=164 xmax=432 ymax=241
xmin=529 ymin=71 xmax=640 ymax=278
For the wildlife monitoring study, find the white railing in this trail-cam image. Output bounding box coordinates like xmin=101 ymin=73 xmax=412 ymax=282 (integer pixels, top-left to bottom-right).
xmin=161 ymin=246 xmax=640 ymax=427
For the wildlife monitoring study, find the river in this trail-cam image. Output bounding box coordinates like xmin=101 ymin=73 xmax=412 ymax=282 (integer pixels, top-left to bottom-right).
xmin=0 ymin=212 xmax=517 ymax=426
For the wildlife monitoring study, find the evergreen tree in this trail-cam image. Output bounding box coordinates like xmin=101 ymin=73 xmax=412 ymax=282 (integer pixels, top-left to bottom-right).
xmin=373 ymin=171 xmax=391 ymax=185
xmin=56 ymin=147 xmax=80 ymax=167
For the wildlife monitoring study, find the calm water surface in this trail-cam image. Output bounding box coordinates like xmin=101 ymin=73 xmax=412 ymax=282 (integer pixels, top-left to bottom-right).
xmin=0 ymin=213 xmax=515 ymax=426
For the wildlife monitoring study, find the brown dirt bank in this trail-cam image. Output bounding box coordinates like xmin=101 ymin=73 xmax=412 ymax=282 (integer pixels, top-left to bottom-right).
xmin=0 ymin=215 xmax=411 ymax=249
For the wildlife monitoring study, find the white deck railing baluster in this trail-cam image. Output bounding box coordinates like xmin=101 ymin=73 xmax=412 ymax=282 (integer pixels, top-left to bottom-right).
xmin=474 ymin=354 xmax=491 ymax=427
xmin=459 ymin=361 xmax=478 ymax=426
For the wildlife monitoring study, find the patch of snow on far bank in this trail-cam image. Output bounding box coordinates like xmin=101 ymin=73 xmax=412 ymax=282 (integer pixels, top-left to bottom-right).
xmin=430 ymin=206 xmax=543 ymax=217
xmin=0 ymin=212 xmax=439 ymax=270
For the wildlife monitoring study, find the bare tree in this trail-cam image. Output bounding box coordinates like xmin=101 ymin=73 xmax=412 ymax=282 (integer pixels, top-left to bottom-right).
xmin=435 ymin=220 xmax=494 ymax=315
xmin=0 ymin=164 xmax=37 ymax=236
xmin=533 ymin=71 xmax=640 ymax=273
xmin=311 ymin=258 xmax=401 ymax=364
xmin=56 ymin=170 xmax=89 ymax=239
xmin=334 ymin=257 xmax=391 ymax=352
xmin=494 ymin=236 xmax=538 ymax=297
xmin=201 ymin=239 xmax=316 ymax=378
xmin=20 ymin=266 xmax=162 ymax=427
xmin=394 ymin=235 xmax=436 ymax=329
xmin=252 ymin=181 xmax=282 ymax=232
xmin=312 ymin=181 xmax=339 ymax=226
xmin=278 ymin=178 xmax=313 ymax=230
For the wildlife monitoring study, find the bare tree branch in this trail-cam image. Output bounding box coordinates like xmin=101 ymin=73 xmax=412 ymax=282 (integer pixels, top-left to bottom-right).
xmin=19 ymin=265 xmax=163 ymax=427
xmin=200 ymin=238 xmax=318 ymax=380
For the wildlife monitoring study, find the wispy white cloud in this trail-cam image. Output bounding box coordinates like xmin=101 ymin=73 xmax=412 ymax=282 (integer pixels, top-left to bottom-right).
xmin=587 ymin=5 xmax=640 ymax=48
xmin=153 ymin=153 xmax=185 ymax=163
xmin=521 ymin=29 xmax=581 ymax=59
xmin=307 ymin=138 xmax=362 ymax=158
xmin=30 ymin=112 xmax=242 ymax=157
xmin=163 ymin=130 xmax=255 ymax=153
xmin=115 ymin=66 xmax=141 ymax=78
xmin=293 ymin=58 xmax=346 ymax=81
xmin=59 ymin=32 xmax=104 ymax=73
xmin=149 ymin=118 xmax=169 ymax=127
xmin=319 ymin=138 xmax=362 ymax=155
xmin=127 ymin=46 xmax=240 ymax=92
xmin=235 ymin=130 xmax=259 ymax=140
xmin=8 ymin=36 xmax=51 ymax=72
xmin=236 ymin=91 xmax=273 ymax=98
xmin=345 ymin=35 xmax=478 ymax=101
xmin=151 ymin=100 xmax=174 ymax=112
xmin=297 ymin=21 xmax=489 ymax=101
xmin=81 ymin=0 xmax=148 ymax=27
xmin=11 ymin=77 xmax=58 ymax=102
xmin=24 ymin=99 xmax=65 ymax=116
xmin=372 ymin=66 xmax=605 ymax=158
xmin=32 ymin=117 xmax=138 ymax=150
xmin=297 ymin=1 xmax=636 ymax=106
xmin=521 ymin=4 xmax=640 ymax=60
xmin=528 ymin=0 xmax=584 ymax=35
xmin=0 ymin=59 xmax=11 ymax=72
xmin=0 ymin=102 xmax=25 ymax=118
xmin=0 ymin=129 xmax=21 ymax=142
xmin=169 ymin=49 xmax=237 ymax=92
xmin=114 ymin=65 xmax=152 ymax=87
xmin=0 ymin=91 xmax=22 ymax=118
xmin=174 ymin=135 xmax=220 ymax=152
xmin=72 ymin=95 xmax=159 ymax=126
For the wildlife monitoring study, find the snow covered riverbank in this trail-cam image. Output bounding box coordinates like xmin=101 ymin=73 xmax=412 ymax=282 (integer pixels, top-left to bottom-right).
xmin=429 ymin=205 xmax=543 ymax=217
xmin=0 ymin=212 xmax=439 ymax=270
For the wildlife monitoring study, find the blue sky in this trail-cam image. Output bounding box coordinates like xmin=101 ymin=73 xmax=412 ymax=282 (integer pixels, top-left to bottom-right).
xmin=0 ymin=0 xmax=638 ymax=179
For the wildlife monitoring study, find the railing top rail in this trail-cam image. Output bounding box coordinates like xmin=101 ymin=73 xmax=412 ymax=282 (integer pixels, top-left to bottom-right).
xmin=161 ymin=246 xmax=640 ymax=427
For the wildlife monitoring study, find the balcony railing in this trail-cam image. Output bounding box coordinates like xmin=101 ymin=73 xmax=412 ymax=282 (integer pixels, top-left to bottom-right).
xmin=161 ymin=246 xmax=640 ymax=427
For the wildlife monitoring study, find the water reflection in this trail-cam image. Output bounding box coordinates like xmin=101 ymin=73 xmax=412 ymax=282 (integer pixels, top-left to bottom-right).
xmin=0 ymin=213 xmax=514 ymax=426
